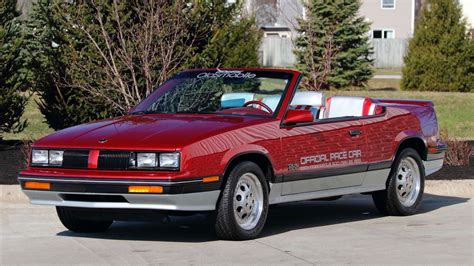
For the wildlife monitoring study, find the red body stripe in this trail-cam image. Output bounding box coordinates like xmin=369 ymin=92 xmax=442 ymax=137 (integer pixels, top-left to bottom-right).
xmin=88 ymin=150 xmax=100 ymax=169
xmin=325 ymin=97 xmax=331 ymax=117
xmin=362 ymin=97 xmax=372 ymax=116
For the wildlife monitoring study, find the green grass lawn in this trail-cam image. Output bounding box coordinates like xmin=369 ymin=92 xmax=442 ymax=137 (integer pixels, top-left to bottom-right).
xmin=373 ymin=68 xmax=402 ymax=76
xmin=2 ymin=94 xmax=53 ymax=141
xmin=3 ymin=81 xmax=474 ymax=141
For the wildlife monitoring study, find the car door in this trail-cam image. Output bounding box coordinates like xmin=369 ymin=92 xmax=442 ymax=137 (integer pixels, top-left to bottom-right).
xmin=280 ymin=118 xmax=367 ymax=195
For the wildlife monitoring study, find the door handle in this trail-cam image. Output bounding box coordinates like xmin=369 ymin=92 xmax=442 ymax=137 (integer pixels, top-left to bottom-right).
xmin=349 ymin=129 xmax=362 ymax=136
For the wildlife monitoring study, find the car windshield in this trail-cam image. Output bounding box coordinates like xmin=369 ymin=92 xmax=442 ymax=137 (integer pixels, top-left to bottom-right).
xmin=132 ymin=70 xmax=293 ymax=117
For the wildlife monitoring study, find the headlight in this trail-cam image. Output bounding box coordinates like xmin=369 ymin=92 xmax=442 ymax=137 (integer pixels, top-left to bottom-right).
xmin=31 ymin=150 xmax=48 ymax=165
xmin=159 ymin=152 xmax=180 ymax=168
xmin=31 ymin=149 xmax=64 ymax=166
xmin=137 ymin=153 xmax=157 ymax=168
xmin=48 ymin=150 xmax=64 ymax=166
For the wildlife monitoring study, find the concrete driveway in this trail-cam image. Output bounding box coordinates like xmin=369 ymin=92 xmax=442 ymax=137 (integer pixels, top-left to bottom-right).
xmin=1 ymin=193 xmax=472 ymax=265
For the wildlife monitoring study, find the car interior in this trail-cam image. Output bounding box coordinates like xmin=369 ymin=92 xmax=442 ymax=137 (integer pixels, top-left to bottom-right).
xmin=220 ymin=91 xmax=381 ymax=120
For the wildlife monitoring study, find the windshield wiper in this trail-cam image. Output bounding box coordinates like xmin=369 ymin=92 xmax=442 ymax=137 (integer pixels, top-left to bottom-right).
xmin=128 ymin=110 xmax=160 ymax=115
xmin=175 ymin=111 xmax=214 ymax=114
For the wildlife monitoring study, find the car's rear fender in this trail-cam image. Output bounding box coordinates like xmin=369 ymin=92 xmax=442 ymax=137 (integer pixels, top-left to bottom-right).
xmin=392 ymin=133 xmax=445 ymax=176
xmin=393 ymin=133 xmax=428 ymax=162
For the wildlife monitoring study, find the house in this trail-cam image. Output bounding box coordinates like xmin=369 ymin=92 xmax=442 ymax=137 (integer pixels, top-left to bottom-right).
xmin=360 ymin=0 xmax=418 ymax=39
xmin=244 ymin=0 xmax=419 ymax=39
xmin=459 ymin=0 xmax=474 ymax=37
xmin=244 ymin=0 xmax=420 ymax=67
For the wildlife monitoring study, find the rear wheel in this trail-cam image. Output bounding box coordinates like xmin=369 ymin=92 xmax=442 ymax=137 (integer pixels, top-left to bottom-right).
xmin=215 ymin=161 xmax=269 ymax=240
xmin=372 ymin=148 xmax=425 ymax=215
xmin=56 ymin=206 xmax=113 ymax=233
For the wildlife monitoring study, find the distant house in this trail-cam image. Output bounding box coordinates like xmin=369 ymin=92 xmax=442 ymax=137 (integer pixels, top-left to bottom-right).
xmin=360 ymin=0 xmax=418 ymax=39
xmin=459 ymin=0 xmax=474 ymax=37
xmin=244 ymin=0 xmax=421 ymax=67
xmin=244 ymin=0 xmax=420 ymax=38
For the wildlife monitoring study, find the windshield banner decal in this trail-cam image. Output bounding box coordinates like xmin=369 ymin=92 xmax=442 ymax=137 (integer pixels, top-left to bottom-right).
xmin=196 ymin=70 xmax=257 ymax=79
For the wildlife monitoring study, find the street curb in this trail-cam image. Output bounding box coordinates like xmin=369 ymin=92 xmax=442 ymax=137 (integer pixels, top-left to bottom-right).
xmin=1 ymin=180 xmax=472 ymax=203
xmin=1 ymin=184 xmax=29 ymax=203
xmin=424 ymin=180 xmax=473 ymax=198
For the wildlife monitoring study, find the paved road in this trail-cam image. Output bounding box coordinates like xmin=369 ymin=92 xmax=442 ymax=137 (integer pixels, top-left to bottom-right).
xmin=1 ymin=193 xmax=472 ymax=265
xmin=372 ymin=74 xmax=402 ymax=80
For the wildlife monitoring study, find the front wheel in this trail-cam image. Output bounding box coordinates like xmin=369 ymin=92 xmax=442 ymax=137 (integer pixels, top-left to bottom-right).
xmin=57 ymin=207 xmax=113 ymax=233
xmin=372 ymin=148 xmax=425 ymax=216
xmin=215 ymin=161 xmax=269 ymax=240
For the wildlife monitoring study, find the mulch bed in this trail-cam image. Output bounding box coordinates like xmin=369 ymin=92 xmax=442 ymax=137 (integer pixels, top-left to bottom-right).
xmin=0 ymin=141 xmax=25 ymax=184
xmin=0 ymin=140 xmax=472 ymax=184
xmin=427 ymin=157 xmax=474 ymax=180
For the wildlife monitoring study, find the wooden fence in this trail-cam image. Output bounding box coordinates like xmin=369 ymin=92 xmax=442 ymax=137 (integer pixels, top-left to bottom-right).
xmin=259 ymin=36 xmax=296 ymax=67
xmin=259 ymin=37 xmax=409 ymax=68
xmin=370 ymin=39 xmax=409 ymax=68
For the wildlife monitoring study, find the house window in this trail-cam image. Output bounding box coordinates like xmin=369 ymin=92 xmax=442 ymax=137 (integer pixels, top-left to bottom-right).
xmin=381 ymin=0 xmax=395 ymax=9
xmin=373 ymin=29 xmax=395 ymax=39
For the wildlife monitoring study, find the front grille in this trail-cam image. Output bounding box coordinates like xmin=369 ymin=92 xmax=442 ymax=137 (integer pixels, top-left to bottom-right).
xmin=98 ymin=150 xmax=131 ymax=170
xmin=62 ymin=150 xmax=89 ymax=168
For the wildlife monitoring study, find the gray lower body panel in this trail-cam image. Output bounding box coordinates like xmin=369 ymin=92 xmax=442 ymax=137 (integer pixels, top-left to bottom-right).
xmin=23 ymin=169 xmax=391 ymax=211
xmin=423 ymin=159 xmax=444 ymax=176
xmin=22 ymin=189 xmax=221 ymax=211
xmin=268 ymin=168 xmax=390 ymax=205
xmin=23 ymin=159 xmax=442 ymax=211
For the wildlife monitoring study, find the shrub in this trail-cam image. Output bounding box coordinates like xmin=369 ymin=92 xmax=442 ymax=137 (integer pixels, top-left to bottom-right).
xmin=23 ymin=0 xmax=117 ymax=130
xmin=441 ymin=129 xmax=472 ymax=166
xmin=0 ymin=0 xmax=29 ymax=138
xmin=0 ymin=90 xmax=28 ymax=139
xmin=21 ymin=139 xmax=33 ymax=169
xmin=402 ymin=0 xmax=474 ymax=92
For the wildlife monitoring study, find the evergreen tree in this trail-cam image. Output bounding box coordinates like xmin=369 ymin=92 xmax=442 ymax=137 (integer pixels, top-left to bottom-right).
xmin=294 ymin=0 xmax=373 ymax=90
xmin=402 ymin=0 xmax=473 ymax=92
xmin=25 ymin=0 xmax=261 ymax=130
xmin=188 ymin=1 xmax=261 ymax=68
xmin=23 ymin=0 xmax=112 ymax=130
xmin=0 ymin=0 xmax=29 ymax=138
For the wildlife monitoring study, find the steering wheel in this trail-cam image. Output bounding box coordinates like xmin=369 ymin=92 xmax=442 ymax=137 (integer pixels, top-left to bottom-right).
xmin=242 ymin=100 xmax=273 ymax=114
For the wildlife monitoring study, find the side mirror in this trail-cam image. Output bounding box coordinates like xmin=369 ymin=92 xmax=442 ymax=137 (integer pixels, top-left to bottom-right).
xmin=283 ymin=109 xmax=314 ymax=125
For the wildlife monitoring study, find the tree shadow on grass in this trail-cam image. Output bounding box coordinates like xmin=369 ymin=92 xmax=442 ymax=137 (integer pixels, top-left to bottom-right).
xmin=368 ymin=87 xmax=398 ymax=91
xmin=56 ymin=193 xmax=469 ymax=243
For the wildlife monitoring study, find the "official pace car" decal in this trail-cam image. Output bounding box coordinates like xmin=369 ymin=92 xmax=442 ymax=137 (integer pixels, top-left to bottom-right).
xmin=288 ymin=149 xmax=362 ymax=171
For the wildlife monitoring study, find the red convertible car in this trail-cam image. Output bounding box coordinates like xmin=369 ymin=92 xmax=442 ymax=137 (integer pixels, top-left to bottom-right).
xmin=20 ymin=68 xmax=446 ymax=240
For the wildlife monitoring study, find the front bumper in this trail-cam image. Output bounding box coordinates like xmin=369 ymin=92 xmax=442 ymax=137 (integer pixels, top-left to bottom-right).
xmin=18 ymin=175 xmax=222 ymax=211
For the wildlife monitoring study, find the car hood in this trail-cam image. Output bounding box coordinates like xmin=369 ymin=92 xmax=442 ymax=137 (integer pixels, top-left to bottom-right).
xmin=33 ymin=114 xmax=269 ymax=150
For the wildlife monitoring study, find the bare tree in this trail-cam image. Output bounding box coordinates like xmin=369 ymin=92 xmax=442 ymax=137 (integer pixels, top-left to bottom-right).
xmin=64 ymin=0 xmax=195 ymax=113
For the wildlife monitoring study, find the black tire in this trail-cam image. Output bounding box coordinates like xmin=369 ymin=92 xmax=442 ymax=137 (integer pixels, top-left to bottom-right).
xmin=215 ymin=161 xmax=269 ymax=240
xmin=56 ymin=207 xmax=113 ymax=233
xmin=372 ymin=148 xmax=425 ymax=216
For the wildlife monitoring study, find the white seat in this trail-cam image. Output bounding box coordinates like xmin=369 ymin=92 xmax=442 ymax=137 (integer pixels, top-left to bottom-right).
xmin=221 ymin=92 xmax=255 ymax=108
xmin=290 ymin=91 xmax=326 ymax=107
xmin=325 ymin=96 xmax=375 ymax=118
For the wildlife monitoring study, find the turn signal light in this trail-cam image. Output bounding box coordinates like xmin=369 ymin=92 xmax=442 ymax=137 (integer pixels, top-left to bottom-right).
xmin=24 ymin=181 xmax=51 ymax=190
xmin=128 ymin=185 xmax=163 ymax=193
xmin=202 ymin=176 xmax=220 ymax=183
